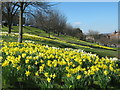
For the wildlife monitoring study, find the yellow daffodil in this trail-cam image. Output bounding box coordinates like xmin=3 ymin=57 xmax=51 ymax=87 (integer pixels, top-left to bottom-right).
xmin=35 ymin=72 xmax=39 ymax=76
xmin=52 ymin=73 xmax=56 ymax=79
xmin=40 ymin=60 xmax=44 ymax=63
xmin=44 ymin=73 xmax=49 ymax=77
xmin=77 ymin=75 xmax=81 ymax=79
xmin=66 ymin=73 xmax=71 ymax=78
xmin=104 ymin=70 xmax=108 ymax=75
xmin=28 ymin=65 xmax=31 ymax=69
xmin=47 ymin=78 xmax=51 ymax=82
xmin=2 ymin=60 xmax=9 ymax=67
xmin=17 ymin=66 xmax=21 ymax=70
xmin=25 ymin=59 xmax=29 ymax=63
xmin=25 ymin=71 xmax=31 ymax=76
xmin=22 ymin=53 xmax=26 ymax=58
xmin=50 ymin=74 xmax=53 ymax=78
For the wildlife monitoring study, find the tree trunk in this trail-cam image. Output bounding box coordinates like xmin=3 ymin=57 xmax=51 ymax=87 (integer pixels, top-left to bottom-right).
xmin=49 ymin=30 xmax=50 ymax=38
xmin=18 ymin=2 xmax=23 ymax=43
xmin=8 ymin=13 xmax=12 ymax=34
xmin=8 ymin=21 xmax=12 ymax=33
xmin=8 ymin=15 xmax=13 ymax=34
xmin=1 ymin=24 xmax=3 ymax=28
xmin=58 ymin=32 xmax=59 ymax=36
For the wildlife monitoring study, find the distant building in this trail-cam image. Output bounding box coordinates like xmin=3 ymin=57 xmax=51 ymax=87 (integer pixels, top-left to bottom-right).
xmin=108 ymin=31 xmax=120 ymax=40
xmin=86 ymin=36 xmax=95 ymax=41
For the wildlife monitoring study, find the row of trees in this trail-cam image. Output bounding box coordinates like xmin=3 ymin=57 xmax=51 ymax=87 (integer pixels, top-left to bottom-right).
xmin=28 ymin=9 xmax=84 ymax=39
xmin=2 ymin=2 xmax=84 ymax=43
xmin=34 ymin=10 xmax=67 ymax=37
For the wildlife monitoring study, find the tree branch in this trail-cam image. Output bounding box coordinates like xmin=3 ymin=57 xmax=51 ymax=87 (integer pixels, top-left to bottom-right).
xmin=11 ymin=2 xmax=18 ymax=14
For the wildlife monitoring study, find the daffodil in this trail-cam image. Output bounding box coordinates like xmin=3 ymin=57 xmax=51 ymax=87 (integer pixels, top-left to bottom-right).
xmin=66 ymin=73 xmax=71 ymax=78
xmin=77 ymin=75 xmax=81 ymax=79
xmin=44 ymin=73 xmax=49 ymax=77
xmin=104 ymin=70 xmax=108 ymax=75
xmin=17 ymin=66 xmax=21 ymax=70
xmin=28 ymin=65 xmax=31 ymax=69
xmin=50 ymin=74 xmax=53 ymax=78
xmin=40 ymin=60 xmax=44 ymax=63
xmin=25 ymin=59 xmax=29 ymax=63
xmin=2 ymin=60 xmax=9 ymax=67
xmin=22 ymin=53 xmax=26 ymax=58
xmin=47 ymin=78 xmax=51 ymax=82
xmin=25 ymin=71 xmax=31 ymax=76
xmin=35 ymin=72 xmax=39 ymax=76
xmin=52 ymin=73 xmax=56 ymax=79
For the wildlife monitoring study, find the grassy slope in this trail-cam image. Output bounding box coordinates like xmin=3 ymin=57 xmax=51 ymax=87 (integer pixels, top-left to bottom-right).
xmin=1 ymin=26 xmax=119 ymax=58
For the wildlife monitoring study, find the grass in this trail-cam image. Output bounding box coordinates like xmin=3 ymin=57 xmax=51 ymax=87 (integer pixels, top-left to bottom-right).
xmin=56 ymin=34 xmax=118 ymax=50
xmin=1 ymin=26 xmax=120 ymax=89
xmin=1 ymin=26 xmax=119 ymax=58
xmin=2 ymin=26 xmax=49 ymax=37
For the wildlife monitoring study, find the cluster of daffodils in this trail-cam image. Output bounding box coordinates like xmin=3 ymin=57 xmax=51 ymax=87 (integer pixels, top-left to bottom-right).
xmin=1 ymin=32 xmax=116 ymax=51
xmin=94 ymin=44 xmax=116 ymax=50
xmin=1 ymin=32 xmax=92 ymax=49
xmin=76 ymin=39 xmax=117 ymax=50
xmin=24 ymin=40 xmax=35 ymax=43
xmin=23 ymin=33 xmax=91 ymax=49
xmin=1 ymin=40 xmax=120 ymax=88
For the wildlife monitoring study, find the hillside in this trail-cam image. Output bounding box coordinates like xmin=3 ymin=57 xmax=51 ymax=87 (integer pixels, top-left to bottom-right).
xmin=1 ymin=26 xmax=120 ymax=89
xmin=1 ymin=26 xmax=119 ymax=58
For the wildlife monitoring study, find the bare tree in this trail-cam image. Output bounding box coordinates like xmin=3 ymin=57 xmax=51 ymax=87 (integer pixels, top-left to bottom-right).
xmin=41 ymin=11 xmax=54 ymax=37
xmin=17 ymin=2 xmax=53 ymax=43
xmin=18 ymin=2 xmax=24 ymax=43
xmin=34 ymin=10 xmax=67 ymax=37
xmin=62 ymin=23 xmax=85 ymax=40
xmin=54 ymin=11 xmax=67 ymax=36
xmin=64 ymin=23 xmax=73 ymax=36
xmin=2 ymin=2 xmax=19 ymax=33
xmin=34 ymin=10 xmax=57 ymax=38
xmin=87 ymin=30 xmax=100 ymax=40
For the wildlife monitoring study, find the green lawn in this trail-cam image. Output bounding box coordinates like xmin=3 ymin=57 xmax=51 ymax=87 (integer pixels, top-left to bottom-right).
xmin=1 ymin=26 xmax=119 ymax=58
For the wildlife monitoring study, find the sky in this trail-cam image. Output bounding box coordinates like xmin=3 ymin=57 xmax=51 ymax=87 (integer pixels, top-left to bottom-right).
xmin=53 ymin=2 xmax=118 ymax=34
